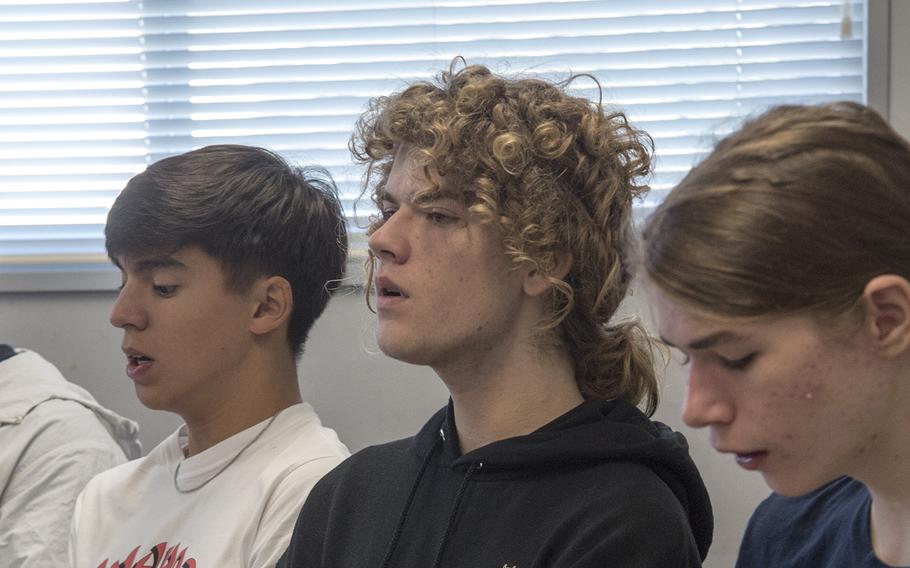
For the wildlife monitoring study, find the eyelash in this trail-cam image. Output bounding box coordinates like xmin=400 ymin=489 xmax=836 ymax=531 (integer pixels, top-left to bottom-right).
xmin=153 ymin=285 xmax=178 ymax=297
xmin=721 ymin=353 xmax=756 ymax=371
xmin=376 ymin=207 xmax=457 ymax=225
xmin=676 ymin=352 xmax=756 ymax=371
xmin=424 ymin=210 xmax=456 ymax=224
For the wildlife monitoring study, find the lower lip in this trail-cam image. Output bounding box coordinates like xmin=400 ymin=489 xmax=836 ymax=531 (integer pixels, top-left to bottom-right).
xmin=376 ymin=295 xmax=407 ymax=309
xmin=126 ymin=358 xmax=154 ymax=381
xmin=735 ymin=451 xmax=768 ymax=471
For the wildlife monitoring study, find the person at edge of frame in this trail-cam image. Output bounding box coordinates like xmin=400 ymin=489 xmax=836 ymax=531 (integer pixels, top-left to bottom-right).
xmin=644 ymin=101 xmax=910 ymax=567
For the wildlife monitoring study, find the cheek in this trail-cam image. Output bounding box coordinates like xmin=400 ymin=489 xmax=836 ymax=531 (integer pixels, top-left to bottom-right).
xmin=780 ymin=347 xmax=831 ymax=400
xmin=752 ymin=358 xmax=829 ymax=436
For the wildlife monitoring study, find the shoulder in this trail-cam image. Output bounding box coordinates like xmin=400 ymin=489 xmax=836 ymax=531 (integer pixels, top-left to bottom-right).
xmin=313 ymin=436 xmax=414 ymax=488
xmin=19 ymin=399 xmax=122 ymax=450
xmin=270 ymin=403 xmax=350 ymax=461
xmin=586 ymin=460 xmax=694 ymax=525
xmin=75 ymin=434 xmax=180 ymax=513
xmin=7 ymin=400 xmax=129 ymax=479
xmin=76 ymin=449 xmax=158 ymax=503
xmin=251 ymin=404 xmax=350 ymax=489
xmin=738 ymin=477 xmax=868 ymax=567
xmin=295 ymin=436 xmax=416 ymax=512
xmin=534 ymin=462 xmax=702 ymax=567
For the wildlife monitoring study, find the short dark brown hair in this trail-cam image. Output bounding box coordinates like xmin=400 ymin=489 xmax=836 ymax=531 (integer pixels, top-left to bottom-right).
xmin=106 ymin=144 xmax=348 ymax=356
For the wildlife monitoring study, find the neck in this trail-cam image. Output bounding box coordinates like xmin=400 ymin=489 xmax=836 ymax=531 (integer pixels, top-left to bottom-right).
xmin=864 ymin=434 xmax=910 ymax=564
xmin=868 ymin=487 xmax=910 ymax=565
xmin=182 ymin=347 xmax=301 ymax=456
xmin=440 ymin=341 xmax=583 ymax=454
xmin=859 ymin=370 xmax=910 ymax=566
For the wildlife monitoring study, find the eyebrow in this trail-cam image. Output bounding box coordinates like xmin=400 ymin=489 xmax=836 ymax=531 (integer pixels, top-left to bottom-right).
xmin=115 ymin=255 xmax=186 ymax=274
xmin=412 ymin=189 xmax=462 ymax=206
xmin=660 ymin=331 xmax=745 ymax=351
xmin=376 ymin=188 xmax=462 ymax=206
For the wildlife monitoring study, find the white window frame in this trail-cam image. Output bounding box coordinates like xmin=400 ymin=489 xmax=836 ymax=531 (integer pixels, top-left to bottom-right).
xmin=0 ymin=0 xmax=889 ymax=294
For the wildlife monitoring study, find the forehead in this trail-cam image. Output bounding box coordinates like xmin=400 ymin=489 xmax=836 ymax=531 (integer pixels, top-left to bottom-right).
xmin=652 ymin=288 xmax=833 ymax=351
xmin=382 ymin=144 xmax=467 ymax=205
xmin=652 ymin=288 xmax=773 ymax=350
xmin=653 ymin=291 xmax=725 ymax=342
xmin=382 ymin=145 xmax=434 ymax=200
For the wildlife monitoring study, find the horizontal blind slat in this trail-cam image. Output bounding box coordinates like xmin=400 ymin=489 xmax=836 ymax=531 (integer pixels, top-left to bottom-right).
xmin=0 ymin=0 xmax=866 ymax=282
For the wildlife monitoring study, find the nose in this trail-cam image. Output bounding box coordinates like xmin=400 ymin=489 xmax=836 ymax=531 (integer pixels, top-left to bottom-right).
xmin=681 ymin=360 xmax=735 ymax=428
xmin=110 ymin=282 xmax=148 ymax=330
xmin=368 ymin=210 xmax=410 ymax=264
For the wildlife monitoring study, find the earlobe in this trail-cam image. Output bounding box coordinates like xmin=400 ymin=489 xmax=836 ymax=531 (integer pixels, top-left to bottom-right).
xmin=862 ymin=275 xmax=910 ymax=356
xmin=249 ymin=276 xmax=292 ymax=336
xmin=522 ymin=249 xmax=574 ymax=297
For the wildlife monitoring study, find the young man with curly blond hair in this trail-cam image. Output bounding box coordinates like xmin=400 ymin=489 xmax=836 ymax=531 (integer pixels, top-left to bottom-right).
xmin=279 ymin=64 xmax=713 ymax=568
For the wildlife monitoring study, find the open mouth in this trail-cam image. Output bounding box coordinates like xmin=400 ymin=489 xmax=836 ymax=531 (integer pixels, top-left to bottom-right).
xmin=734 ymin=451 xmax=768 ymax=470
xmin=124 ymin=350 xmax=155 ymax=379
xmin=380 ymin=287 xmax=404 ymax=297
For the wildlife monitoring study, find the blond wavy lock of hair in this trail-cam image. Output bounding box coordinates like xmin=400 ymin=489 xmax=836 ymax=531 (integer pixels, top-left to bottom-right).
xmin=352 ymin=61 xmax=660 ymax=414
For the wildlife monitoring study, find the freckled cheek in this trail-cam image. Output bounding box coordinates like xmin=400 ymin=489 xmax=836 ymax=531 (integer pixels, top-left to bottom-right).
xmin=759 ymin=372 xmax=826 ymax=437
xmin=785 ymin=359 xmax=829 ymax=404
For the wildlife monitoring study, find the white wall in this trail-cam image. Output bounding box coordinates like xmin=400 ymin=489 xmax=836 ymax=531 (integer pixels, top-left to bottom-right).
xmin=1 ymin=7 xmax=907 ymax=567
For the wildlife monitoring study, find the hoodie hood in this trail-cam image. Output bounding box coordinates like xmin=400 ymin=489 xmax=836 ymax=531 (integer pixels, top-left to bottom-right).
xmin=0 ymin=347 xmax=142 ymax=459
xmin=413 ymin=397 xmax=714 ymax=559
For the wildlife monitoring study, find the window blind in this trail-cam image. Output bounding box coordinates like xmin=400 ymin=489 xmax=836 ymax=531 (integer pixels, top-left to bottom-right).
xmin=0 ymin=0 xmax=867 ymax=291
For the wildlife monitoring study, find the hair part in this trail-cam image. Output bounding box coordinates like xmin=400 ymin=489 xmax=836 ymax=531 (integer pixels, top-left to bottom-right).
xmin=352 ymin=62 xmax=660 ymax=413
xmin=643 ymin=102 xmax=910 ymax=323
xmin=106 ymin=144 xmax=348 ymax=357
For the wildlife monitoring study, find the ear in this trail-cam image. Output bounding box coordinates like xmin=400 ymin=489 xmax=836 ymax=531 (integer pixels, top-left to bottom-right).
xmin=248 ymin=276 xmax=293 ymax=336
xmin=523 ymin=249 xmax=574 ymax=297
xmin=861 ymin=275 xmax=910 ymax=356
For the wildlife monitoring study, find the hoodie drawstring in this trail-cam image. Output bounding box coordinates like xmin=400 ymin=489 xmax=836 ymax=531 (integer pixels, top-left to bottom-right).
xmin=378 ymin=435 xmax=442 ymax=568
xmin=430 ymin=461 xmax=482 ymax=568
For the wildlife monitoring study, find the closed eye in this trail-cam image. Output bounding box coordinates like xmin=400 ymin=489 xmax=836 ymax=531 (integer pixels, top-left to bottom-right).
xmin=721 ymin=353 xmax=756 ymax=371
xmin=153 ymin=284 xmax=178 ymax=297
xmin=425 ymin=210 xmax=457 ymax=224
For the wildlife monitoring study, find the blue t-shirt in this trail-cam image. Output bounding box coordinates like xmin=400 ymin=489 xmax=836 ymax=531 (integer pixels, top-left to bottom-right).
xmin=736 ymin=476 xmax=907 ymax=567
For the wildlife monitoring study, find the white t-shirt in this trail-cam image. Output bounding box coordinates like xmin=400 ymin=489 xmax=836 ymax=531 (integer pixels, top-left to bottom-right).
xmin=70 ymin=403 xmax=349 ymax=568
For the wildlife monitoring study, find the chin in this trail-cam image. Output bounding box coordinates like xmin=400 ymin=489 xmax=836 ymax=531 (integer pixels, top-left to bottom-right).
xmin=375 ymin=335 xmax=436 ymax=367
xmin=377 ymin=343 xmax=427 ymax=366
xmin=135 ymin=392 xmax=169 ymax=412
xmin=133 ymin=385 xmax=177 ymax=413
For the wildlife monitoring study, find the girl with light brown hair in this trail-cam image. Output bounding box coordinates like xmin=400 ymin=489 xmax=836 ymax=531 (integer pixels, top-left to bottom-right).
xmin=644 ymin=101 xmax=910 ymax=567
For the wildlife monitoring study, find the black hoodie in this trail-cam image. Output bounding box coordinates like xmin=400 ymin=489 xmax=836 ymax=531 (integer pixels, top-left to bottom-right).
xmin=279 ymin=398 xmax=713 ymax=568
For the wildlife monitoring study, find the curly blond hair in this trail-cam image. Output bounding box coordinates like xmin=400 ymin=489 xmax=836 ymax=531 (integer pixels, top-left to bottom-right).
xmin=352 ymin=62 xmax=659 ymax=414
